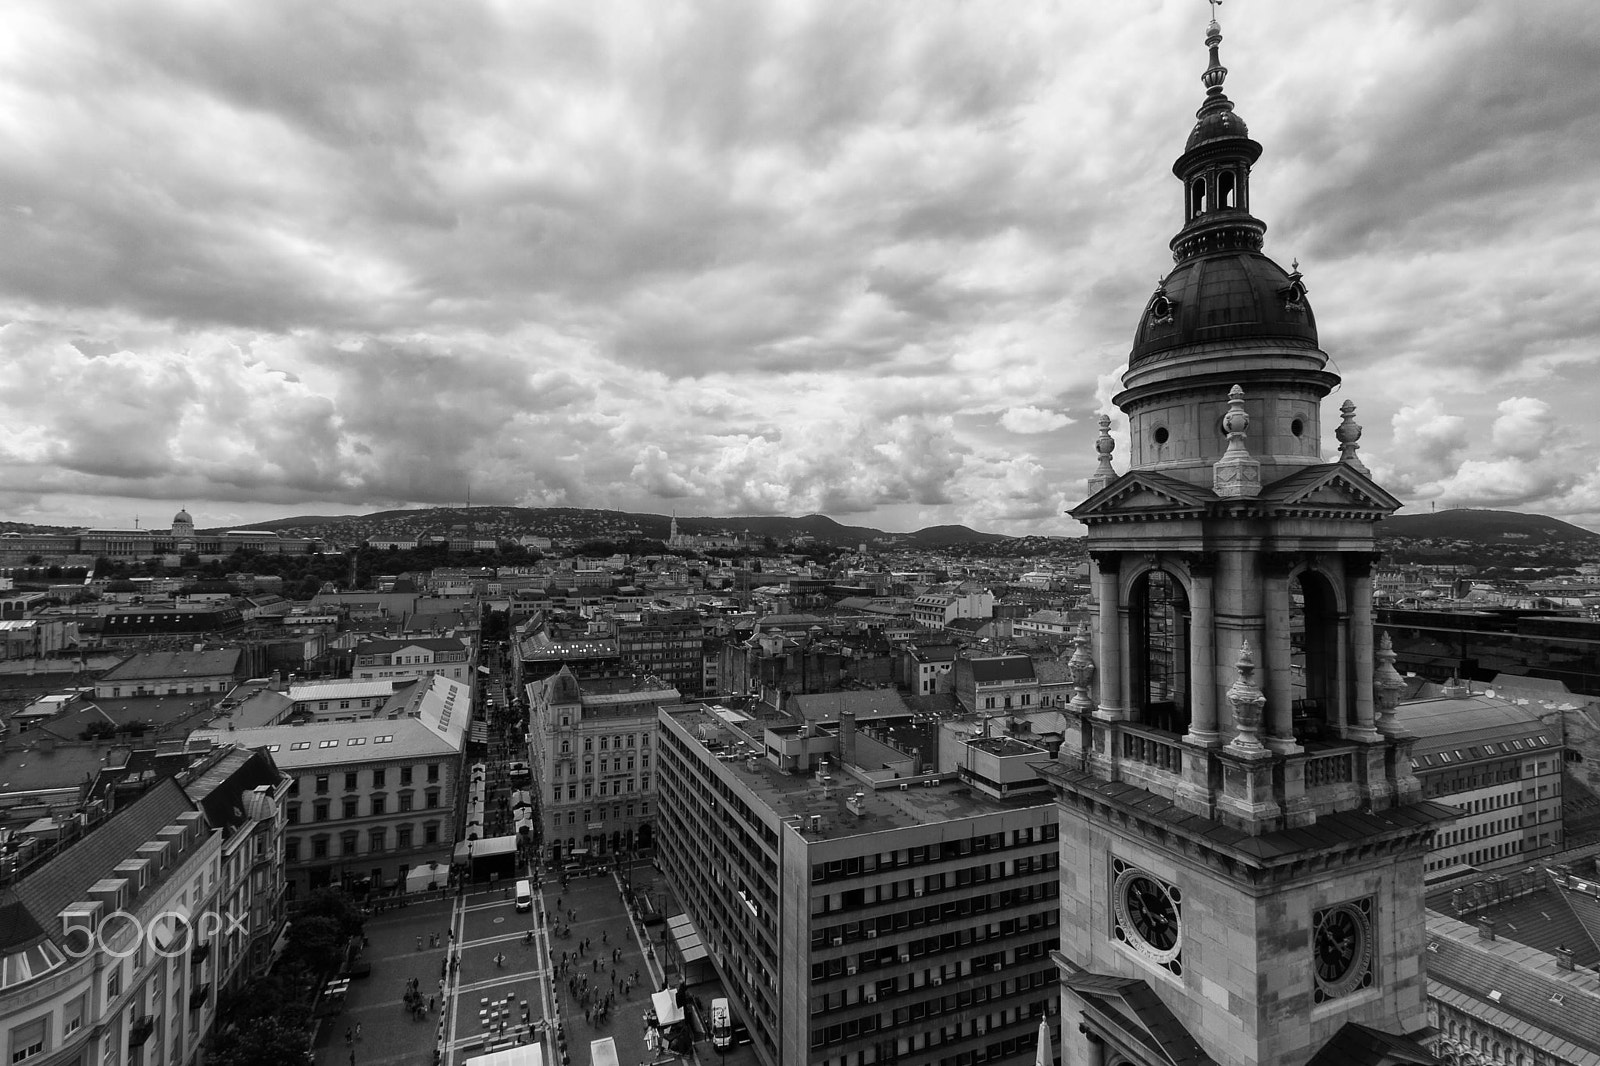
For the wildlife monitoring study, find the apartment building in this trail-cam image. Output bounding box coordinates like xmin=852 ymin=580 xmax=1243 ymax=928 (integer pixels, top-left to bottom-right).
xmin=177 ymin=744 xmax=290 ymax=989
xmin=1396 ymin=686 xmax=1565 ymax=881
xmin=351 ymin=636 xmax=474 ymax=685
xmin=617 ymin=609 xmax=706 ymax=698
xmin=526 ymin=668 xmax=679 ymax=861
xmin=94 ymin=650 xmax=244 ymax=700
xmin=0 ymin=778 xmax=221 ymax=1066
xmin=656 ymin=702 xmax=1061 ymax=1066
xmin=911 ymin=590 xmax=994 ymax=631
xmin=191 ymin=674 xmax=468 ymax=898
xmin=953 ymin=655 xmax=1039 ymax=714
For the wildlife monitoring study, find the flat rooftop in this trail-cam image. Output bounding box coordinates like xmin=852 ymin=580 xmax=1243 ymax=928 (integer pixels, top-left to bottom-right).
xmin=668 ymin=706 xmax=1050 ymax=842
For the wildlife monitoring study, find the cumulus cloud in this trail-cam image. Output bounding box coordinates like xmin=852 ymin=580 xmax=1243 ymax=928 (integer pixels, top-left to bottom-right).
xmin=999 ymin=406 xmax=1074 ymax=434
xmin=0 ymin=3 xmax=1596 ymax=534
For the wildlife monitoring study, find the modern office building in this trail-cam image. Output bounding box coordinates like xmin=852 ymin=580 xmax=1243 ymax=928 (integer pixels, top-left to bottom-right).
xmin=657 ymin=701 xmax=1062 ymax=1066
xmin=191 ymin=673 xmax=469 ymax=897
xmin=1043 ymin=14 xmax=1456 ymax=1066
xmin=1395 ymin=687 xmax=1565 ymax=881
xmin=525 ymin=667 xmax=679 ymax=860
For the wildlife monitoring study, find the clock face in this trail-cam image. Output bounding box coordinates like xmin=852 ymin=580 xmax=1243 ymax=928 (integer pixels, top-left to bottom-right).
xmin=1111 ymin=860 xmax=1183 ymax=971
xmin=1312 ymin=899 xmax=1374 ymax=1003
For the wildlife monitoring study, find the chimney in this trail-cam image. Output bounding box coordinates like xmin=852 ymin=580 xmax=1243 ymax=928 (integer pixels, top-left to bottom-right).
xmin=840 ymin=708 xmax=857 ymax=766
xmin=1477 ymin=917 xmax=1497 ymax=941
xmin=1556 ymin=944 xmax=1574 ymax=971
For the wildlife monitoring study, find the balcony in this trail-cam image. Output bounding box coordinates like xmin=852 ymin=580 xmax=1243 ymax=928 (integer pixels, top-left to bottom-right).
xmin=128 ymin=1016 xmax=155 ymax=1048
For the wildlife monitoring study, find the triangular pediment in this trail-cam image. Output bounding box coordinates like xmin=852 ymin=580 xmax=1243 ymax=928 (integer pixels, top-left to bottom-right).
xmin=1071 ymin=471 xmax=1215 ymax=521
xmin=1260 ymin=463 xmax=1403 ymax=513
xmin=1065 ymin=971 xmax=1216 ymax=1066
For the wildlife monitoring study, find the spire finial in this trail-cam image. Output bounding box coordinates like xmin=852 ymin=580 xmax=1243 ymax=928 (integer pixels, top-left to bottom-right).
xmin=1212 ymin=384 xmax=1261 ymax=498
xmin=1336 ymin=399 xmax=1369 ymax=474
xmin=1202 ymin=1 xmax=1227 ymax=96
xmin=1086 ymin=413 xmax=1119 ymax=496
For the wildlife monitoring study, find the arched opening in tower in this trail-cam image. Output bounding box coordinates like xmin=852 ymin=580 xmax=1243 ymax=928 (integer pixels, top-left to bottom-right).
xmin=1290 ymin=570 xmax=1339 ymax=739
xmin=1188 ymin=178 xmax=1206 ymax=219
xmin=1218 ymin=170 xmax=1237 ymax=209
xmin=1130 ymin=569 xmax=1192 ymax=735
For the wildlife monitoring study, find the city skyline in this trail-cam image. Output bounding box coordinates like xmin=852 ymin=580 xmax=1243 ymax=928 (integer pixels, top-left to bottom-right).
xmin=1 ymin=1 xmax=1597 ymax=535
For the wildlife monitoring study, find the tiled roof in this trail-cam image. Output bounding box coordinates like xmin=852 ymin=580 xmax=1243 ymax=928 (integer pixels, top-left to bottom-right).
xmin=967 ymin=656 xmax=1035 ymax=683
xmin=99 ymin=648 xmax=242 ymax=681
xmin=1065 ymin=971 xmax=1215 ymax=1066
xmin=184 ymin=747 xmax=284 ymax=835
xmin=1303 ymin=1023 xmax=1436 ymax=1066
xmin=3 ymin=778 xmax=194 ymax=953
xmin=1426 ymin=911 xmax=1600 ymax=1059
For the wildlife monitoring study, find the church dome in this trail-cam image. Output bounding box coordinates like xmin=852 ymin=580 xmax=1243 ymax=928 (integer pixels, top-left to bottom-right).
xmin=1130 ymin=251 xmax=1317 ymax=368
xmin=173 ymin=508 xmax=192 ymax=524
xmin=1185 ymin=105 xmax=1249 ymax=152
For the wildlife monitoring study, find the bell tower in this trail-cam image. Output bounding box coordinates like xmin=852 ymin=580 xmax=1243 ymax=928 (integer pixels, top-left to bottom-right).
xmin=1041 ymin=16 xmax=1454 ymax=1066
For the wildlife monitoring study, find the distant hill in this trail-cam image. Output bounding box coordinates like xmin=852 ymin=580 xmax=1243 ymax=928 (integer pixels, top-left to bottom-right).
xmin=226 ymin=506 xmax=1009 ymax=548
xmin=1379 ymin=509 xmax=1600 ymax=547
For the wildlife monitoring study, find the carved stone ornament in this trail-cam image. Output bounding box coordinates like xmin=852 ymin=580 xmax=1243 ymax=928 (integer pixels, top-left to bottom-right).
xmin=1087 ymin=413 xmax=1119 ymax=495
xmin=1336 ymin=399 xmax=1370 ymax=474
xmin=1373 ymin=631 xmax=1407 ymax=735
xmin=1225 ymin=640 xmax=1270 ymax=757
xmin=1212 ymin=384 xmax=1261 ymax=498
xmin=1068 ymin=623 xmax=1096 ymax=712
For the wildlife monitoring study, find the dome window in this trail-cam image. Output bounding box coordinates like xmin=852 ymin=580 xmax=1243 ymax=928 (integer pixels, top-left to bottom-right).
xmin=1291 ymin=418 xmax=1305 ymax=438
xmin=1189 ymin=178 xmax=1207 ymax=219
xmin=1148 ymin=284 xmax=1174 ymax=325
xmin=1153 ymin=426 xmax=1170 ymax=446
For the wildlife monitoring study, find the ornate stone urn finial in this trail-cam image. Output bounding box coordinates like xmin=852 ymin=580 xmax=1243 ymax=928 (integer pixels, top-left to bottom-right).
xmin=1225 ymin=640 xmax=1270 ymax=757
xmin=1068 ymin=622 xmax=1096 ymax=713
xmin=1213 ymin=385 xmax=1261 ymax=498
xmin=1336 ymin=399 xmax=1369 ymax=474
xmin=1373 ymin=631 xmax=1407 ymax=735
xmin=1087 ymin=414 xmax=1119 ymax=495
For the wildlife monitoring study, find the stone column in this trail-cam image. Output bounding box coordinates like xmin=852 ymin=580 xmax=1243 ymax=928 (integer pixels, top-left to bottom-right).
xmin=1262 ymin=554 xmax=1299 ymax=752
xmin=1092 ymin=553 xmax=1123 ymax=720
xmin=1347 ymin=554 xmax=1381 ymax=741
xmin=1183 ymin=554 xmax=1219 ymax=746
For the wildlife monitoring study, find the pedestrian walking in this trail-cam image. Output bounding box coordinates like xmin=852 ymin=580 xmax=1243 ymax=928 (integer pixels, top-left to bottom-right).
xmin=345 ymin=1026 xmax=353 ymax=1047
xmin=416 ymin=935 xmax=423 ymax=951
xmin=428 ymin=994 xmax=435 ymax=1013
xmin=602 ymin=930 xmax=608 ymax=944
xmin=350 ymin=1051 xmax=356 ymax=1066
xmin=356 ymin=1022 xmax=363 ymax=1041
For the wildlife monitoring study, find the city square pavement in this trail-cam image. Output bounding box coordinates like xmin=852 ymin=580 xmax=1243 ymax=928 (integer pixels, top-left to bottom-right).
xmin=446 ymin=883 xmax=549 ymax=1065
xmin=544 ymin=863 xmax=677 ymax=1066
xmin=312 ymin=893 xmax=456 ymax=1066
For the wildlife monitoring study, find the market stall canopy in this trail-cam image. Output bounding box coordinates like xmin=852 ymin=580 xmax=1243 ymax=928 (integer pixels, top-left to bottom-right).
xmin=454 ymin=835 xmax=518 ymax=862
xmin=651 ymin=989 xmax=685 ymax=1028
xmin=406 ymin=862 xmax=448 ymax=893
xmin=464 ymin=1046 xmax=544 ymax=1066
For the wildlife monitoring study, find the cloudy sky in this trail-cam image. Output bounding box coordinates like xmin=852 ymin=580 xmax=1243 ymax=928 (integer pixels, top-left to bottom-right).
xmin=1 ymin=0 xmax=1597 ymax=537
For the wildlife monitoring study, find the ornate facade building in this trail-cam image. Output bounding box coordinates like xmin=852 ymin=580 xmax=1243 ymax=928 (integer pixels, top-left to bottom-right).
xmin=1039 ymin=17 xmax=1456 ymax=1066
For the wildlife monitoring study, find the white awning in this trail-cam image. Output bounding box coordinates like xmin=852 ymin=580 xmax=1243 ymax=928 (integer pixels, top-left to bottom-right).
xmin=464 ymin=1046 xmax=544 ymax=1066
xmin=651 ymin=989 xmax=685 ymax=1027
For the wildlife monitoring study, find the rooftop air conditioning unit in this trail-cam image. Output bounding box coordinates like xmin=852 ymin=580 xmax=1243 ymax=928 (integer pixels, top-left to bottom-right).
xmin=899 ymin=783 xmax=909 ymax=791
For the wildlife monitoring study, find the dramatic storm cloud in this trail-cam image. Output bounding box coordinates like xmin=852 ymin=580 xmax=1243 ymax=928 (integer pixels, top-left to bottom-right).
xmin=1 ymin=1 xmax=1597 ymax=534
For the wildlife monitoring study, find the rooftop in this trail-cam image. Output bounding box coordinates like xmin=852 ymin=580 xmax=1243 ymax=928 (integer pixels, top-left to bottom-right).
xmin=665 ymin=706 xmax=1050 ymax=842
xmin=99 ymin=648 xmax=242 ymax=681
xmin=1393 ymin=693 xmax=1557 ymax=764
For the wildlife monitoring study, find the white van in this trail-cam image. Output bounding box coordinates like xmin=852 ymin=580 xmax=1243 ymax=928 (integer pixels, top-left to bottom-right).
xmin=514 ymin=879 xmax=532 ymax=912
xmin=710 ymin=997 xmax=732 ymax=1049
